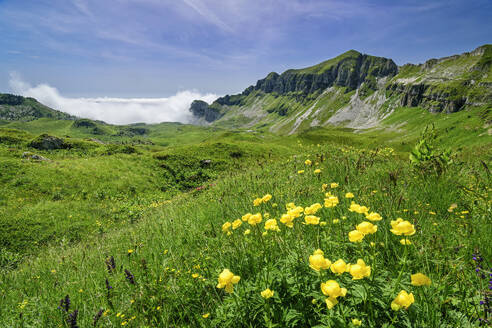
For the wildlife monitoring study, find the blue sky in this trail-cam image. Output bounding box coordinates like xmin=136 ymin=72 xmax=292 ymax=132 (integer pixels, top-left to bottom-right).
xmin=0 ymin=0 xmax=490 ymax=123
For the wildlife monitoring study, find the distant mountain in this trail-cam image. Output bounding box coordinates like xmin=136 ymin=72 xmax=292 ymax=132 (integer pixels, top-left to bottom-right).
xmin=0 ymin=93 xmax=75 ymax=121
xmin=190 ymin=45 xmax=492 ymax=133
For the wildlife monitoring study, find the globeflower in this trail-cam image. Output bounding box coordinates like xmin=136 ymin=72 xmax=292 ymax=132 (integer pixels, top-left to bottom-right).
xmin=264 ymin=219 xmax=280 ymax=231
xmin=324 ymin=196 xmax=339 ymax=208
xmin=309 ymin=249 xmax=331 ymax=271
xmin=286 ymin=202 xmax=296 ymax=211
xmin=330 ymin=182 xmax=339 ymax=189
xmin=322 ymin=183 xmax=328 ymax=191
xmin=244 ymin=229 xmax=251 ymax=235
xmin=304 ymin=203 xmax=322 ymax=215
xmin=330 ymin=259 xmax=348 ymax=275
xmin=305 ymin=159 xmax=312 ymax=166
xmin=320 ymin=280 xmax=347 ymax=309
xmin=352 ymin=318 xmax=362 ymax=326
xmin=365 ymin=212 xmax=382 ymax=221
xmin=298 ymin=170 xmax=304 ymax=174
xmin=288 ymin=206 xmax=304 ymax=218
xmin=280 ymin=213 xmax=294 ymax=228
xmin=348 ymin=259 xmax=371 ymax=280
xmin=314 ymin=169 xmax=321 ymax=174
xmin=248 ymin=213 xmax=262 ymax=226
xmin=411 ymin=273 xmax=431 ymax=286
xmin=253 ymin=198 xmax=263 ymax=206
xmin=216 ymin=269 xmax=240 ymax=293
xmin=222 ymin=222 xmax=232 ymax=233
xmin=390 ymin=218 xmax=416 ymax=236
xmin=262 ymin=194 xmax=272 ymax=203
xmin=348 ymin=230 xmax=364 ymax=242
xmin=391 ymin=290 xmax=414 ymax=310
xmin=232 ymin=219 xmax=242 ymax=230
xmin=261 ymin=288 xmax=274 ymax=299
xmin=345 ymin=192 xmax=354 ymax=199
xmin=304 ymin=215 xmax=320 ymax=225
xmin=241 ymin=213 xmax=252 ymax=222
xmin=356 ymin=221 xmax=378 ymax=235
xmin=400 ymin=238 xmax=412 ymax=245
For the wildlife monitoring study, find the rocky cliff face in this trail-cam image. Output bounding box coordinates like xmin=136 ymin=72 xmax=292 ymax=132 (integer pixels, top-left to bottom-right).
xmin=189 ymin=100 xmax=222 ymax=122
xmin=254 ymin=52 xmax=397 ymax=95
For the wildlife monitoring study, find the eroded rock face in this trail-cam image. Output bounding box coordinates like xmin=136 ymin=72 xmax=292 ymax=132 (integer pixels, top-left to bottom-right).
xmin=28 ymin=134 xmax=71 ymax=150
xmin=189 ymin=100 xmax=222 ymax=122
xmin=254 ymin=53 xmax=398 ymax=95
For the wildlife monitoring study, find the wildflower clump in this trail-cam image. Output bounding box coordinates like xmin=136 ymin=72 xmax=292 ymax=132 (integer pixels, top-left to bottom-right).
xmin=217 ymin=269 xmax=240 ymax=293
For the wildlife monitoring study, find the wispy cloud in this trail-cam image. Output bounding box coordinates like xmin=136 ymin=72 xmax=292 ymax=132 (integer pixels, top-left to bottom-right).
xmin=9 ymin=73 xmax=218 ymax=124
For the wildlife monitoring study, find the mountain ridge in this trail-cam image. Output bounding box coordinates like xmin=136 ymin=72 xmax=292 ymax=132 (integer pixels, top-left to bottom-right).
xmin=189 ymin=44 xmax=492 ymax=134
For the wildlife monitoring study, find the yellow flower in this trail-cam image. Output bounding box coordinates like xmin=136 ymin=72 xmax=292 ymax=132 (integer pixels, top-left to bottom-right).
xmin=216 ymin=269 xmax=240 ymax=293
xmin=314 ymin=169 xmax=321 ymax=174
xmin=280 ymin=213 xmax=294 ymax=228
xmin=286 ymin=202 xmax=296 ymax=210
xmin=349 ymin=202 xmax=369 ymax=214
xmin=321 ymin=280 xmax=347 ymax=298
xmin=298 ymin=170 xmax=305 ymax=174
xmin=324 ymin=196 xmax=339 ymax=208
xmin=309 ymin=249 xmax=331 ymax=271
xmin=330 ymin=182 xmax=339 ymax=189
xmin=232 ymin=219 xmax=242 ymax=230
xmin=391 ymin=290 xmax=415 ymax=310
xmin=127 ymin=249 xmax=134 ymax=254
xmin=400 ymin=238 xmax=412 ymax=245
xmin=320 ymin=221 xmax=327 ymax=226
xmin=325 ymin=297 xmax=338 ymax=309
xmin=352 ymin=318 xmax=362 ymax=326
xmin=241 ymin=213 xmax=252 ymax=222
xmin=356 ymin=221 xmax=378 ymax=235
xmin=345 ymin=192 xmax=354 ymax=198
xmin=262 ymin=194 xmax=272 ymax=203
xmin=288 ymin=206 xmax=304 ymax=218
xmin=262 ymin=231 xmax=268 ymax=236
xmin=253 ymin=198 xmax=263 ymax=206
xmin=304 ymin=215 xmax=320 ymax=225
xmin=365 ymin=212 xmax=382 ymax=221
xmin=348 ymin=259 xmax=371 ymax=280
xmin=222 ymin=221 xmax=232 ymax=233
xmin=348 ymin=230 xmax=364 ymax=242
xmin=264 ymin=219 xmax=280 ymax=231
xmin=332 ymin=219 xmax=339 ymax=224
xmin=248 ymin=213 xmax=262 ymax=226
xmin=411 ymin=273 xmax=431 ymax=286
xmin=202 ymin=313 xmax=210 ymax=318
xmin=261 ymin=288 xmax=274 ymax=299
xmin=305 ymin=203 xmax=322 ymax=215
xmin=390 ymin=218 xmax=416 ymax=236
xmin=322 ymin=183 xmax=328 ymax=191
xmin=305 ymin=159 xmax=312 ymax=165
xmin=448 ymin=203 xmax=457 ymax=212
xmin=244 ymin=229 xmax=251 ymax=235
xmin=330 ymin=259 xmax=348 ymax=275
xmin=192 ymin=273 xmax=199 ymax=278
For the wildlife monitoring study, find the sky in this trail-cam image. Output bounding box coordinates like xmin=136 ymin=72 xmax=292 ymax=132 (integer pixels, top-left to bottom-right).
xmin=1 ymin=0 xmax=491 ymax=124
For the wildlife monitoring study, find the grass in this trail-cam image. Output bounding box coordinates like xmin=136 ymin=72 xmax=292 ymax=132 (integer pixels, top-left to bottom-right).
xmin=0 ymin=122 xmax=490 ymax=327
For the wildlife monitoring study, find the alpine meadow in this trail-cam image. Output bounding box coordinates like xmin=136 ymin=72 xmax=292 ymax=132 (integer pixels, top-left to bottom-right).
xmin=0 ymin=1 xmax=491 ymax=327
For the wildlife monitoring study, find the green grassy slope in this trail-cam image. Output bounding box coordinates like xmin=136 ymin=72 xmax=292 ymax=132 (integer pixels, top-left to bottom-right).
xmin=0 ymin=139 xmax=489 ymax=327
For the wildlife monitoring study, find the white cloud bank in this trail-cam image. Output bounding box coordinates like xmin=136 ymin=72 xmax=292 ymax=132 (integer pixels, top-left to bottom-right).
xmin=8 ymin=73 xmax=218 ymax=125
